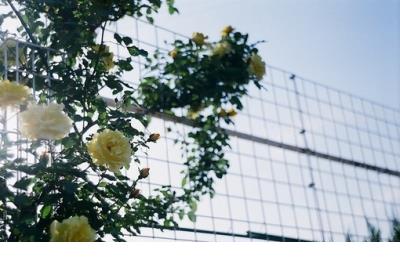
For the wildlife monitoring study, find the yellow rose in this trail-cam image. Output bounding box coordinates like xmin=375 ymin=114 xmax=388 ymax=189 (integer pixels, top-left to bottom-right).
xmin=92 ymin=44 xmax=114 ymax=71
xmin=0 ymin=80 xmax=31 ymax=107
xmin=248 ymin=53 xmax=266 ymax=80
xmin=192 ymin=32 xmax=207 ymax=46
xmin=221 ymin=25 xmax=234 ymax=37
xmin=87 ymin=129 xmax=132 ymax=173
xmin=212 ymin=42 xmax=232 ymax=57
xmin=0 ymin=39 xmax=27 ymax=67
xmin=20 ymin=103 xmax=72 ymax=140
xmin=50 ymin=216 xmax=96 ymax=242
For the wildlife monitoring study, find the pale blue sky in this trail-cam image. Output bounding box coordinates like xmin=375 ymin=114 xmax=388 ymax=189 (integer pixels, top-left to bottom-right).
xmin=155 ymin=0 xmax=400 ymax=109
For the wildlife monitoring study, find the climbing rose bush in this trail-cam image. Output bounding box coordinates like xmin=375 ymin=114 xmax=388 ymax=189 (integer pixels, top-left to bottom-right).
xmin=0 ymin=0 xmax=179 ymax=242
xmin=0 ymin=0 xmax=266 ymax=242
xmin=139 ymin=26 xmax=267 ymax=214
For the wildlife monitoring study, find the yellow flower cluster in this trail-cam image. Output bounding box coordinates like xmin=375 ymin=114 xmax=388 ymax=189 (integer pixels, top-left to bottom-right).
xmin=248 ymin=53 xmax=266 ymax=80
xmin=87 ymin=129 xmax=132 ymax=173
xmin=0 ymin=80 xmax=31 ymax=107
xmin=92 ymin=44 xmax=114 ymax=71
xmin=192 ymin=32 xmax=207 ymax=46
xmin=20 ymin=103 xmax=72 ymax=140
xmin=50 ymin=216 xmax=96 ymax=242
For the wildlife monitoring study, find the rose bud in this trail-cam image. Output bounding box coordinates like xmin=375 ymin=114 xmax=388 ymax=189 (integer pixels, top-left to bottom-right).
xmin=130 ymin=188 xmax=141 ymax=198
xmin=221 ymin=25 xmax=234 ymax=37
xmin=139 ymin=167 xmax=150 ymax=179
xmin=147 ymin=133 xmax=160 ymax=143
xmin=226 ymin=109 xmax=237 ymax=117
xmin=168 ymin=49 xmax=178 ymax=59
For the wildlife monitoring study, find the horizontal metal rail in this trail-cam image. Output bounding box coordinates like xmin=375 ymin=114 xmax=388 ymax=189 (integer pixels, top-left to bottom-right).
xmin=104 ymin=98 xmax=400 ymax=178
xmin=139 ymin=225 xmax=312 ymax=242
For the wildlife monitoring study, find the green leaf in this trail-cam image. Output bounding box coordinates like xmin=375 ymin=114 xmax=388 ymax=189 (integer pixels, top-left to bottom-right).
xmin=178 ymin=209 xmax=185 ymax=220
xmin=98 ymin=181 xmax=107 ymax=188
xmin=127 ymin=46 xmax=140 ymax=56
xmin=40 ymin=205 xmax=52 ymax=219
xmin=64 ymin=181 xmax=78 ymax=195
xmin=118 ymin=59 xmax=133 ymax=71
xmin=138 ymin=49 xmax=148 ymax=57
xmin=14 ymin=177 xmax=33 ymax=190
xmin=114 ymin=33 xmax=122 ymax=44
xmin=14 ymin=193 xmax=32 ymax=208
xmin=61 ymin=137 xmax=75 ymax=148
xmin=181 ymin=176 xmax=188 ymax=187
xmin=122 ymin=36 xmax=133 ymax=45
xmin=188 ymin=211 xmax=196 ymax=222
xmin=189 ymin=200 xmax=197 ymax=211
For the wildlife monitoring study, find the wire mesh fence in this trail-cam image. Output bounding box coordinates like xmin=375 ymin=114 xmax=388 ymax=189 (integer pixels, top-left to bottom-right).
xmin=1 ymin=16 xmax=399 ymax=242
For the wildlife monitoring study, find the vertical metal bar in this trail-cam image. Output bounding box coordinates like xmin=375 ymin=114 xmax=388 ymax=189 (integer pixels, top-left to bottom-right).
xmin=290 ymin=74 xmax=325 ymax=241
xmin=381 ymin=107 xmax=400 ymax=219
xmin=134 ymin=19 xmax=142 ymax=78
xmin=134 ymin=18 xmax=155 ymax=240
xmin=15 ymin=41 xmax=19 ymax=82
xmin=222 ymin=170 xmax=236 ymax=241
xmin=15 ymin=41 xmax=21 ymax=190
xmin=369 ymin=103 xmax=392 ymax=222
xmin=359 ymin=100 xmax=384 ymax=228
xmin=154 ymin=25 xmax=178 ymax=241
xmin=260 ymin=68 xmax=285 ymax=239
xmin=326 ymin=88 xmax=360 ymax=240
xmin=3 ymin=41 xmax=8 ymax=80
xmin=1 ymin=107 xmax=7 ymax=238
xmin=274 ymin=73 xmax=301 ymax=240
xmin=233 ymin=126 xmax=253 ymax=241
xmin=31 ymin=48 xmax=36 ymax=97
xmin=337 ymin=92 xmax=367 ymax=240
xmin=283 ymin=75 xmax=316 ymax=241
xmin=244 ymin=95 xmax=269 ymax=240
xmin=1 ymin=44 xmax=8 ymax=236
xmin=46 ymin=50 xmax=51 ymax=100
xmin=299 ymin=79 xmax=337 ymax=241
